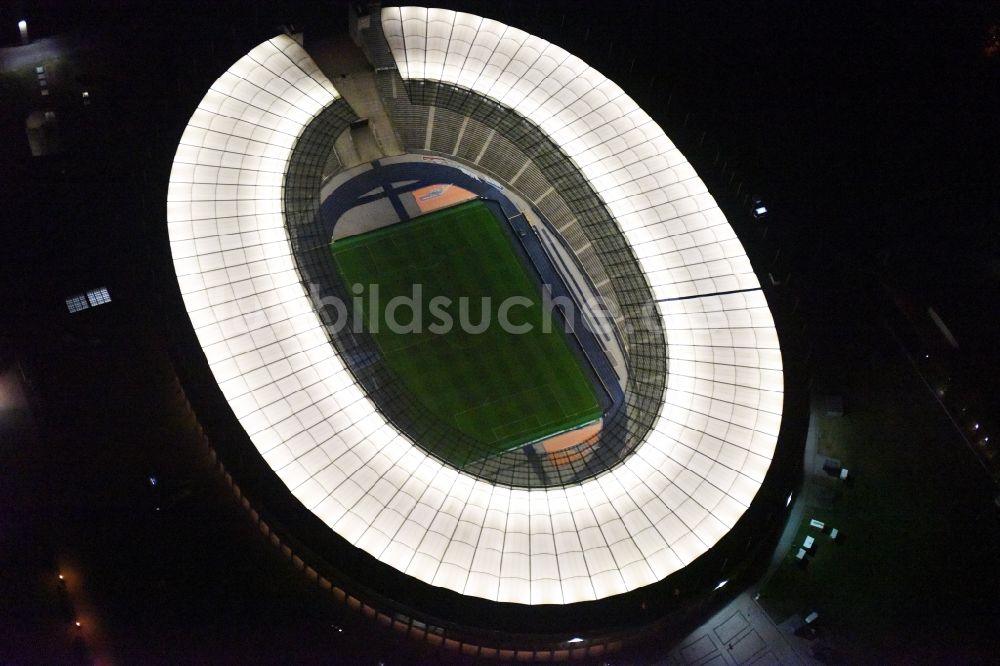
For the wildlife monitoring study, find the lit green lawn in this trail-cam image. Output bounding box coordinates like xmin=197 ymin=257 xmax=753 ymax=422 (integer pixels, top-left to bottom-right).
xmin=330 ymin=200 xmax=600 ymax=466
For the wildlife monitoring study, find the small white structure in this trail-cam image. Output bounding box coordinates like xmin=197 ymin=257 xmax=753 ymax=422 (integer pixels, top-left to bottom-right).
xmin=809 ymin=519 xmax=825 ymax=530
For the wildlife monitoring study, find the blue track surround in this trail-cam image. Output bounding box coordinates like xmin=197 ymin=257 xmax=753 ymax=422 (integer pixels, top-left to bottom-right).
xmin=320 ymin=158 xmax=625 ymax=433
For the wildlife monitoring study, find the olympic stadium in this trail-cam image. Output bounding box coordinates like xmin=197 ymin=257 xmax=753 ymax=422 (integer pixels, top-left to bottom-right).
xmin=12 ymin=1 xmax=1000 ymax=662
xmin=163 ymin=3 xmax=806 ymax=659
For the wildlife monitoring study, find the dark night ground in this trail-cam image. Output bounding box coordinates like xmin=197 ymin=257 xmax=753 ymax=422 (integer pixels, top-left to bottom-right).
xmin=1 ymin=0 xmax=998 ymax=662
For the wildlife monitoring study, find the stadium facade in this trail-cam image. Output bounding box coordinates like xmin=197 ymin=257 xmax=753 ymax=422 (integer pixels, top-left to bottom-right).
xmin=165 ymin=4 xmax=805 ymax=659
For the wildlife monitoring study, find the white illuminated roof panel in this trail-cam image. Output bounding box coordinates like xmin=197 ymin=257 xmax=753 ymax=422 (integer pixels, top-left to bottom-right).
xmin=168 ymin=17 xmax=784 ymax=607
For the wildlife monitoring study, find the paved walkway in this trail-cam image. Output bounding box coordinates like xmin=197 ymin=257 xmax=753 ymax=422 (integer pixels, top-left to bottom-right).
xmin=664 ymin=591 xmax=814 ymax=666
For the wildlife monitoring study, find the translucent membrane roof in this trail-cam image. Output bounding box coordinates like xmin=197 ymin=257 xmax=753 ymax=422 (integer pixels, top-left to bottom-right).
xmin=167 ymin=16 xmax=783 ymax=606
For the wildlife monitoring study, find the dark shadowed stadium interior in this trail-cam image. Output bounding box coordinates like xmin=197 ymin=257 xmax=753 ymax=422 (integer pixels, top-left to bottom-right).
xmin=1 ymin=0 xmax=999 ymax=664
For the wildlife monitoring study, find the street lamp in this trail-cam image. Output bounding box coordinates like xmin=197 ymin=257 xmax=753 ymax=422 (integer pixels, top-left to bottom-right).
xmin=18 ymin=19 xmax=29 ymax=45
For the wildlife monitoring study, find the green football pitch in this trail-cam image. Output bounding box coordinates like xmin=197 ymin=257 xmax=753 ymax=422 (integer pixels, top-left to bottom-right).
xmin=329 ymin=200 xmax=601 ymax=467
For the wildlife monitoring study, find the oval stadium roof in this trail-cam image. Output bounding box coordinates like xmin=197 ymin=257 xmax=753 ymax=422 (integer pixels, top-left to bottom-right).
xmin=166 ymin=9 xmax=783 ymax=606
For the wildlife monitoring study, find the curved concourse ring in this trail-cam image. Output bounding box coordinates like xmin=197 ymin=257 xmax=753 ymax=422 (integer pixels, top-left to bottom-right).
xmin=166 ymin=8 xmax=783 ymax=606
